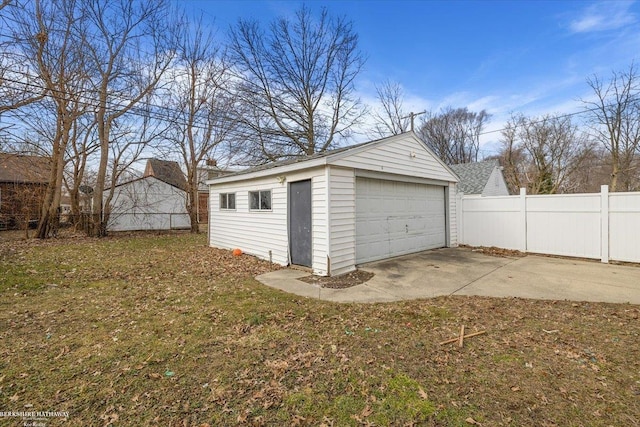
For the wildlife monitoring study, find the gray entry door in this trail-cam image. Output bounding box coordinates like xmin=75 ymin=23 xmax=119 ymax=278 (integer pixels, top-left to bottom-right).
xmin=289 ymin=179 xmax=312 ymax=267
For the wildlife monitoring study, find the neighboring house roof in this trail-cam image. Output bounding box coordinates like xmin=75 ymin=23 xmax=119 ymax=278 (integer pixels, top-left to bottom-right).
xmin=144 ymin=159 xmax=187 ymax=191
xmin=197 ymin=166 xmax=234 ymax=192
xmin=207 ymin=132 xmax=458 ymax=185
xmin=449 ymin=160 xmax=502 ymax=195
xmin=0 ymin=153 xmax=50 ymax=184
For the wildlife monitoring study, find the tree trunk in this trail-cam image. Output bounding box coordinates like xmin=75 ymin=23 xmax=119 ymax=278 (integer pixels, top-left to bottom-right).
xmin=189 ymin=209 xmax=198 ymax=233
xmin=91 ymin=112 xmax=110 ymax=237
xmin=187 ymin=182 xmax=199 ymax=233
xmin=610 ymin=150 xmax=619 ymax=192
xmin=36 ymin=134 xmax=66 ymax=238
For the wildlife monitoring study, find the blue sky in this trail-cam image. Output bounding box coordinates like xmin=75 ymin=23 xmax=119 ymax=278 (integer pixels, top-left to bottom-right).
xmin=179 ymin=0 xmax=640 ymax=155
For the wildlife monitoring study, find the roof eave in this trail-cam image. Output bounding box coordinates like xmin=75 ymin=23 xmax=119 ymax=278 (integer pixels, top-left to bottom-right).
xmin=207 ymin=157 xmax=328 ymax=185
xmin=206 ymin=131 xmax=460 ymax=186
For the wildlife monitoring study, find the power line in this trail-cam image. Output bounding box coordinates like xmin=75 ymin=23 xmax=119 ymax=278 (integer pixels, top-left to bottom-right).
xmin=2 ymin=63 xmax=639 ymax=150
xmin=0 ymin=73 xmax=239 ymax=135
xmin=476 ymin=107 xmax=598 ymax=137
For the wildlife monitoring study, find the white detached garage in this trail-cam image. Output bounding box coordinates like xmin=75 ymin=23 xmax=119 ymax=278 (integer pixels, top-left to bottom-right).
xmin=208 ymin=132 xmax=459 ymax=276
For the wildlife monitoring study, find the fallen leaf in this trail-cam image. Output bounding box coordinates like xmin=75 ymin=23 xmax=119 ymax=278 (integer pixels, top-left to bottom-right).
xmin=418 ymin=387 xmax=429 ymax=400
xmin=291 ymin=415 xmax=306 ymax=426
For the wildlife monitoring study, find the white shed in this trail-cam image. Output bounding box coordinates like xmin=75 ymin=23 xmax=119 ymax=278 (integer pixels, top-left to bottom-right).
xmin=207 ymin=133 xmax=459 ymax=276
xmin=107 ymin=159 xmax=190 ymax=231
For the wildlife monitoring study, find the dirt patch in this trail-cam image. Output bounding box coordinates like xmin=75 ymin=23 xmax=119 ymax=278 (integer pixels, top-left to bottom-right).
xmin=299 ymin=269 xmax=374 ymax=288
xmin=462 ymin=244 xmax=640 ymax=267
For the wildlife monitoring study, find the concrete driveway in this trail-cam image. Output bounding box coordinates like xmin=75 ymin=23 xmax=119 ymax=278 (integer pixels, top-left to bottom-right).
xmin=256 ymin=247 xmax=640 ymax=304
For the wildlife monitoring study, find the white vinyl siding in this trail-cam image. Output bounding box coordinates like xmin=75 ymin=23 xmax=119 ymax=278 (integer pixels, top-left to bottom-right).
xmin=448 ymin=182 xmax=458 ymax=246
xmin=210 ymin=179 xmax=288 ymax=265
xmin=328 ymin=166 xmax=356 ymax=275
xmin=209 ymin=168 xmax=327 ymax=272
xmin=107 ymin=176 xmax=189 ymax=231
xmin=482 ymin=167 xmax=510 ymax=196
xmin=330 ymin=133 xmax=456 ymax=183
xmin=311 ymin=174 xmax=328 ymax=275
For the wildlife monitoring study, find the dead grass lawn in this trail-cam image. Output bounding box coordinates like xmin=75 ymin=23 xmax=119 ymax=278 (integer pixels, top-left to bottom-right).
xmin=0 ymin=232 xmax=638 ymax=426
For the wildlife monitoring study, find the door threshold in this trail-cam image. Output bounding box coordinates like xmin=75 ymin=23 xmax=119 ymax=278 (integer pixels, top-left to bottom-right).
xmin=289 ymin=264 xmax=312 ymax=273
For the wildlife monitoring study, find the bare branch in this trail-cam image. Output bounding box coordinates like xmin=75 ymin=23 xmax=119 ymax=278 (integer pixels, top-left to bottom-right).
xmin=369 ymin=80 xmax=410 ymax=138
xmin=417 ymin=107 xmax=491 ymax=164
xmin=228 ymin=5 xmax=365 ymax=161
xmin=583 ymin=64 xmax=640 ymax=191
xmin=497 ymin=113 xmax=592 ymax=194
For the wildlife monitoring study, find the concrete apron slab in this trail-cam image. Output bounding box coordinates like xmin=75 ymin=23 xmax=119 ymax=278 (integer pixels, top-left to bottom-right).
xmin=457 ymin=255 xmax=640 ymax=304
xmin=360 ymin=248 xmax=515 ymax=301
xmin=255 ymin=248 xmax=640 ymax=304
xmin=255 ymin=269 xmax=398 ymax=302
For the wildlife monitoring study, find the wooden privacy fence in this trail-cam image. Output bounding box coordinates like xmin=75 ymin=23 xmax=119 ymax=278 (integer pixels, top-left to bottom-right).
xmin=456 ymin=185 xmax=640 ymax=264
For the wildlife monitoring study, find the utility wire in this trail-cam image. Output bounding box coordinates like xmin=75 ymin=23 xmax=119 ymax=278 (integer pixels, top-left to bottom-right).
xmin=1 ymin=65 xmax=638 ymax=146
xmin=0 ymin=73 xmax=239 ymax=135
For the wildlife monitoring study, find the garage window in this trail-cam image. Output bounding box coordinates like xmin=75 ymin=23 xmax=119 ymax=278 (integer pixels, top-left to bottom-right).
xmin=249 ymin=190 xmax=271 ymax=210
xmin=219 ymin=193 xmax=235 ymax=210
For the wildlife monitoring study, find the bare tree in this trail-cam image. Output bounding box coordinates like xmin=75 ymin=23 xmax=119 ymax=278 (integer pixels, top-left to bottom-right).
xmin=83 ymin=0 xmax=175 ymax=236
xmin=228 ymin=5 xmax=366 ymax=160
xmin=63 ymin=114 xmax=98 ymax=228
xmin=568 ymin=146 xmax=615 ymax=193
xmin=369 ymin=80 xmax=410 ymax=138
xmin=10 ymin=0 xmax=90 ymax=238
xmin=0 ymin=1 xmax=47 ymax=129
xmin=584 ymin=65 xmax=640 ymax=191
xmin=0 ymin=60 xmax=47 ymax=115
xmin=498 ymin=113 xmax=592 ymax=194
xmin=417 ymin=107 xmax=490 ymax=164
xmin=496 ymin=118 xmax=525 ymax=194
xmin=163 ymin=17 xmax=236 ymax=233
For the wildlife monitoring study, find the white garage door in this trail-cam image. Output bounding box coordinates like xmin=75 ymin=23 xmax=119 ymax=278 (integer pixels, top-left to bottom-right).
xmin=356 ymin=177 xmax=446 ymax=264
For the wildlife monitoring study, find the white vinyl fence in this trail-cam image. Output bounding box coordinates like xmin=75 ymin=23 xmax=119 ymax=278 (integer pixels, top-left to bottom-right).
xmin=457 ymin=185 xmax=640 ymax=263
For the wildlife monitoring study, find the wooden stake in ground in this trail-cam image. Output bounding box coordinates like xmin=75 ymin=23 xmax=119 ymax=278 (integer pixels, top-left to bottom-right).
xmin=439 ymin=329 xmax=486 ymax=346
xmin=458 ymin=324 xmax=465 ymax=348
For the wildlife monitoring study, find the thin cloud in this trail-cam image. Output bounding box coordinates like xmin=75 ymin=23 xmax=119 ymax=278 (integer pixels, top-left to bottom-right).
xmin=568 ymin=1 xmax=636 ymax=33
